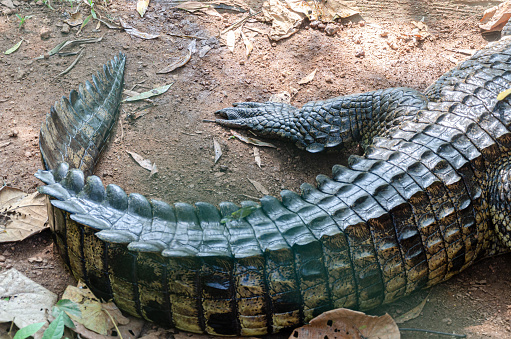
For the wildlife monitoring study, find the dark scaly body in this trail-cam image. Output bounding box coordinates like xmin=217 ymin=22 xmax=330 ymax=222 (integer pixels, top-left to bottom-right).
xmin=36 ymin=34 xmax=511 ymax=335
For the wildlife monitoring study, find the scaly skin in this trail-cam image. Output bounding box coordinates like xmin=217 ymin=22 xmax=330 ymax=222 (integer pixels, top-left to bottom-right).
xmin=36 ymin=30 xmax=511 ymax=335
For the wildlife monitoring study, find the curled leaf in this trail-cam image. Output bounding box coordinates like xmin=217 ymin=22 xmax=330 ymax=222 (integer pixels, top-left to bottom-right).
xmin=127 ymin=150 xmax=155 ymax=172
xmin=230 ymin=130 xmax=276 ymax=148
xmin=248 ymin=178 xmax=269 ymax=195
xmin=123 ymin=84 xmax=173 ymax=102
xmin=4 ymin=39 xmax=23 ymax=55
xmin=157 ymin=40 xmax=195 ymax=73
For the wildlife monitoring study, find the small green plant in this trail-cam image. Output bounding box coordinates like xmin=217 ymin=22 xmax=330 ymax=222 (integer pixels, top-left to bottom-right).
xmin=15 ymin=14 xmax=32 ymax=29
xmin=12 ymin=299 xmax=80 ymax=339
xmin=34 ymin=0 xmax=54 ymax=10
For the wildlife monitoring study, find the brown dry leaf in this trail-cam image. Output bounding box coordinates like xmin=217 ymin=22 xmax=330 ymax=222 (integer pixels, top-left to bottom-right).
xmin=298 ymin=69 xmax=317 ymax=84
xmin=290 ymin=308 xmax=399 ymax=339
xmin=248 ymin=178 xmax=269 ymax=195
xmin=62 ymin=282 xmax=144 ymax=338
xmin=127 ymin=151 xmax=155 ymax=172
xmin=65 ymin=11 xmax=84 ymax=27
xmin=0 ymin=186 xmax=47 ymax=243
xmin=480 ymin=0 xmax=511 ymax=32
xmin=0 ymin=268 xmax=57 ymax=329
xmin=137 ymin=0 xmax=150 ymax=17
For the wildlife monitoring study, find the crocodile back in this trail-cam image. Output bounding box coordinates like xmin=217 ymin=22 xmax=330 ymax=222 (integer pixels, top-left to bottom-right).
xmin=35 ymin=37 xmax=511 ymax=336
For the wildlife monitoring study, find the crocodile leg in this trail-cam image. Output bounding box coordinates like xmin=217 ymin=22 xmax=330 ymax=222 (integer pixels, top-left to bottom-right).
xmin=215 ymin=88 xmax=428 ymax=152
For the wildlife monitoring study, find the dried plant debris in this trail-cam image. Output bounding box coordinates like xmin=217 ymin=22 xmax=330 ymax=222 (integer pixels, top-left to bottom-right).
xmin=0 ymin=268 xmax=58 ymax=329
xmin=213 ymin=138 xmax=222 ymax=163
xmin=137 ymin=0 xmax=150 ymax=17
xmin=0 ymin=186 xmax=47 ymax=243
xmin=123 ymin=83 xmax=173 ymax=102
xmin=230 ymin=130 xmax=277 ymax=148
xmin=120 ymin=18 xmax=160 ymax=39
xmin=480 ymin=0 xmax=511 ymax=32
xmin=4 ymin=39 xmax=23 ymax=55
xmin=290 ymin=308 xmax=400 ymax=339
xmin=157 ymin=40 xmax=196 ymax=73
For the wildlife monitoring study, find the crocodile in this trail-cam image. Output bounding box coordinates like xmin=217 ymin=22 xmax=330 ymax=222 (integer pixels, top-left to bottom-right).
xmin=35 ymin=27 xmax=511 ymax=336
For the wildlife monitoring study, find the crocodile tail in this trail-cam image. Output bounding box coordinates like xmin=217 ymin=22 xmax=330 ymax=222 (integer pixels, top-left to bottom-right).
xmin=39 ymin=53 xmax=126 ymax=176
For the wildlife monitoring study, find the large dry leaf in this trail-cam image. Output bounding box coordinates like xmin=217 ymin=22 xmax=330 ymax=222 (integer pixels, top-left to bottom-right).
xmin=480 ymin=0 xmax=511 ymax=32
xmin=290 ymin=308 xmax=399 ymax=339
xmin=62 ymin=283 xmax=129 ymax=335
xmin=0 ymin=268 xmax=57 ymax=328
xmin=0 ymin=186 xmax=47 ymax=243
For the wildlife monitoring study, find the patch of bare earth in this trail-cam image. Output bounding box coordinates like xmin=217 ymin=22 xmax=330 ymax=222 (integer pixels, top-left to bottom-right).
xmin=0 ymin=0 xmax=510 ymax=338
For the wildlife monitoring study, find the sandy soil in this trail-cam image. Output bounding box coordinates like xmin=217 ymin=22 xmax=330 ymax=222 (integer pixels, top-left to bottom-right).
xmin=0 ymin=0 xmax=510 ymax=338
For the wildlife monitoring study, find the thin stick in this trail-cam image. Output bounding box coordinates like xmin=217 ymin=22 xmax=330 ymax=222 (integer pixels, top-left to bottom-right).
xmin=56 ymin=48 xmax=84 ymax=77
xmin=400 ymin=328 xmax=466 ymax=338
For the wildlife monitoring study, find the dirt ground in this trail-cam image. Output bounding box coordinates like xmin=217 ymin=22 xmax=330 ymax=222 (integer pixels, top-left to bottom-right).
xmin=0 ymin=0 xmax=511 ymax=338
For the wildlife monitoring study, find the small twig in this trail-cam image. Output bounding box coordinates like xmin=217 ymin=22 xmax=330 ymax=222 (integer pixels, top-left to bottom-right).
xmin=399 ymin=328 xmax=466 ymax=338
xmin=203 ymin=119 xmax=216 ymax=123
xmin=56 ymin=48 xmax=84 ymax=77
xmin=167 ymin=32 xmax=207 ymax=40
xmin=103 ymin=309 xmax=123 ymax=339
xmin=444 ymin=47 xmax=474 ymax=56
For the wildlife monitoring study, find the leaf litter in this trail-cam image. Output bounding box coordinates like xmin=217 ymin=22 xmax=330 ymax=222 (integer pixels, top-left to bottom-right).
xmin=157 ymin=40 xmax=196 ymax=74
xmin=290 ymin=308 xmax=400 ymax=339
xmin=0 ymin=268 xmax=57 ymax=329
xmin=126 ymin=151 xmax=158 ymax=177
xmin=0 ymin=186 xmax=47 ymax=243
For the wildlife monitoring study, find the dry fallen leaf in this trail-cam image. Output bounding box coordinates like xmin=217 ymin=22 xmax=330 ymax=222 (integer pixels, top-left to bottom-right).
xmin=241 ymin=30 xmax=253 ymax=57
xmin=0 ymin=268 xmax=57 ymax=329
xmin=298 ymin=69 xmax=317 ymax=84
xmin=120 ymin=18 xmax=160 ymax=39
xmin=290 ymin=308 xmax=400 ymax=339
xmin=157 ymin=40 xmax=196 ymax=74
xmin=0 ymin=186 xmax=47 ymax=243
xmin=480 ymin=0 xmax=511 ymax=32
xmin=226 ymin=29 xmax=236 ymax=52
xmin=248 ymin=178 xmax=269 ymax=195
xmin=64 ymin=11 xmax=84 ymax=26
xmin=230 ymin=130 xmax=277 ymax=148
xmin=213 ymin=138 xmax=222 ymax=163
xmin=253 ymin=146 xmax=261 ymax=167
xmin=62 ymin=282 xmax=129 ymax=335
xmin=127 ymin=150 xmax=156 ymax=172
xmin=395 ymin=294 xmax=429 ymax=324
xmin=137 ymin=0 xmax=150 ymax=17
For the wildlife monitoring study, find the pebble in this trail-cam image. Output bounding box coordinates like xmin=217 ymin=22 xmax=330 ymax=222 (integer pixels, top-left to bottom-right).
xmin=317 ymin=23 xmax=326 ymax=31
xmin=442 ymin=318 xmax=452 ymax=325
xmin=324 ymin=24 xmax=339 ymax=36
xmin=8 ymin=129 xmax=18 ymax=137
xmin=310 ymin=20 xmax=321 ymax=29
xmin=0 ymin=255 xmax=5 ymax=262
xmin=359 ymin=21 xmax=366 ymax=27
xmin=61 ymin=23 xmax=70 ymax=34
xmin=2 ymin=250 xmax=11 ymax=257
xmin=324 ymin=74 xmax=333 ymax=83
xmin=39 ymin=27 xmax=51 ymax=40
xmin=355 ymin=49 xmax=365 ymax=58
xmin=25 ymin=151 xmax=32 ymax=158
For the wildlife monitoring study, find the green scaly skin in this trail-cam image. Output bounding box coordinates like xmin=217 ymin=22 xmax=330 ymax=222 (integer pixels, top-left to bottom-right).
xmin=36 ymin=29 xmax=511 ymax=335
